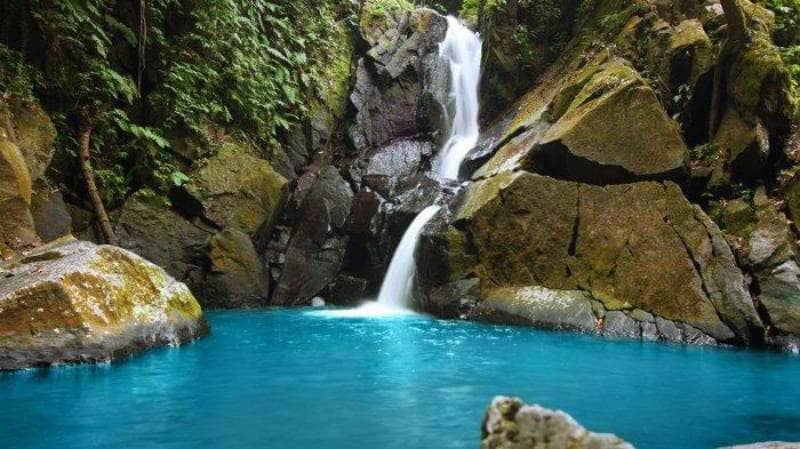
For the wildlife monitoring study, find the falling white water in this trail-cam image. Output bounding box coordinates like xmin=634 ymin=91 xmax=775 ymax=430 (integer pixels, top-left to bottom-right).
xmin=435 ymin=16 xmax=482 ymax=181
xmin=311 ymin=17 xmax=481 ymax=318
xmin=376 ymin=205 xmax=441 ymax=308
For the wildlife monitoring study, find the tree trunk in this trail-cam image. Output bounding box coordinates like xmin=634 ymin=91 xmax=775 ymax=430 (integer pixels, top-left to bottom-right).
xmin=721 ymin=0 xmax=748 ymax=47
xmin=709 ymin=0 xmax=750 ymax=140
xmin=78 ymin=121 xmax=118 ymax=246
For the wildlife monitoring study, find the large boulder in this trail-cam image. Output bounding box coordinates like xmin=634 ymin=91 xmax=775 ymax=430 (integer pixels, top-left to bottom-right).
xmin=475 ymin=58 xmax=689 ymax=184
xmin=430 ymin=171 xmax=763 ymax=344
xmin=182 ymin=142 xmax=288 ymax=236
xmin=481 ymin=396 xmax=634 ymax=449
xmin=0 ymin=239 xmax=206 ymax=370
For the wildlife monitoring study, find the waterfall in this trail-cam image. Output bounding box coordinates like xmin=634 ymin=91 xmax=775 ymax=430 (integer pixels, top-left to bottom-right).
xmin=376 ymin=205 xmax=442 ymax=308
xmin=311 ymin=17 xmax=481 ymax=318
xmin=435 ymin=16 xmax=482 ymax=181
xmin=373 ymin=17 xmax=481 ymax=310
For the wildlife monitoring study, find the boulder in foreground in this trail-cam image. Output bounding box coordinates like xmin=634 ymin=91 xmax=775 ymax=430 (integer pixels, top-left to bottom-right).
xmin=0 ymin=239 xmax=207 ymax=370
xmin=481 ymin=396 xmax=634 ymax=449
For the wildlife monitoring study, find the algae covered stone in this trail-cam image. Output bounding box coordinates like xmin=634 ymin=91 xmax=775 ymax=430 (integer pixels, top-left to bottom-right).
xmin=184 ymin=142 xmax=288 ymax=235
xmin=0 ymin=239 xmax=206 ymax=370
xmin=448 ymin=172 xmax=762 ymax=344
xmin=481 ymin=396 xmax=635 ymax=449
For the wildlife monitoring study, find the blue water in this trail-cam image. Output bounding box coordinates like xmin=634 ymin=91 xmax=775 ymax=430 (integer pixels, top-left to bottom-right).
xmin=2 ymin=309 xmax=799 ymax=449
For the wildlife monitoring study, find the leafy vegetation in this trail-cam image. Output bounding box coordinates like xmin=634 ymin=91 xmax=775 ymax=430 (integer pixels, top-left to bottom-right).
xmin=0 ymin=0 xmax=360 ymax=210
xmin=765 ymin=0 xmax=800 ymax=113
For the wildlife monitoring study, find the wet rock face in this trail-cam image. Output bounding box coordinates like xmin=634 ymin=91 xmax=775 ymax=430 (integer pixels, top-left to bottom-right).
xmin=267 ymin=7 xmax=450 ymax=304
xmin=481 ymin=396 xmax=634 ymax=449
xmin=0 ymin=239 xmax=206 ymax=370
xmin=426 ymin=171 xmax=764 ymax=344
xmin=349 ymin=8 xmax=448 ymax=153
xmin=272 ymin=166 xmax=354 ymax=306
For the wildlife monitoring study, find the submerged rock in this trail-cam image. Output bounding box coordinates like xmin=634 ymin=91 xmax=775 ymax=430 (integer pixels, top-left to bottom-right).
xmin=0 ymin=239 xmax=206 ymax=370
xmin=718 ymin=444 xmax=800 ymax=449
xmin=481 ymin=396 xmax=634 ymax=449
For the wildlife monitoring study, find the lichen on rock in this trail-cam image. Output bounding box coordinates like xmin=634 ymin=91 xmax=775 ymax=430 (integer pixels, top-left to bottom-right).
xmin=0 ymin=238 xmax=206 ymax=370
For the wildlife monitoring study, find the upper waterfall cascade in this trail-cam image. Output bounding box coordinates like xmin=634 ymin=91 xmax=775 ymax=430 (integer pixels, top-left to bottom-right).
xmin=434 ymin=16 xmax=483 ymax=181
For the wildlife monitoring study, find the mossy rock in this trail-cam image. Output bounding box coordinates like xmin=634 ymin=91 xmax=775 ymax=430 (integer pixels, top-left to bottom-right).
xmin=0 ymin=131 xmax=36 ymax=259
xmin=477 ymin=58 xmax=689 ymax=184
xmin=184 ymin=142 xmax=288 ymax=235
xmin=452 ymin=172 xmax=762 ymax=343
xmin=204 ymin=227 xmax=269 ymax=309
xmin=115 ymin=188 xmax=212 ymax=296
xmin=0 ymin=239 xmax=206 ymax=370
xmin=2 ymin=96 xmax=56 ymax=181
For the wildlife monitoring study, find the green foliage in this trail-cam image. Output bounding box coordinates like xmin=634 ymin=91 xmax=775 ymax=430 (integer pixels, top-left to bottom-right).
xmin=765 ymin=0 xmax=800 ymax=113
xmin=0 ymin=45 xmax=39 ymax=101
xmin=149 ymin=0 xmax=359 ymax=148
xmin=765 ymin=0 xmax=800 ymax=47
xmin=2 ymin=0 xmax=360 ymax=206
xmin=365 ymin=0 xmax=414 ymax=19
xmin=690 ymin=142 xmax=718 ymax=162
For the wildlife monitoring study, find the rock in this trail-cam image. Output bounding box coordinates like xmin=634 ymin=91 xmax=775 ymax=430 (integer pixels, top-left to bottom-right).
xmin=116 ymin=189 xmax=212 ymax=298
xmin=0 ymin=126 xmax=37 ymax=258
xmin=603 ymin=311 xmax=639 ymax=338
xmin=656 ymin=316 xmax=682 ymax=342
xmin=273 ymin=166 xmax=354 ymax=305
xmin=321 ymin=275 xmax=368 ymax=305
xmin=714 ymin=189 xmax=800 ymax=340
xmin=481 ymin=396 xmax=634 ymax=449
xmin=204 ymin=227 xmax=269 ymax=308
xmin=361 ymin=139 xmax=432 ymax=197
xmin=472 ymin=286 xmax=598 ymax=333
xmin=0 ymin=96 xmax=56 ymax=181
xmin=30 ymin=181 xmax=71 ymax=243
xmin=530 ymin=60 xmax=689 ymax=184
xmin=475 ymin=58 xmax=689 ymax=185
xmin=664 ymin=19 xmax=713 ymax=90
xmin=443 ymin=171 xmax=763 ymax=344
xmin=709 ymin=108 xmax=770 ymax=187
xmin=183 ymin=142 xmax=288 ymax=235
xmin=718 ymin=444 xmax=800 ymax=449
xmin=349 ymin=8 xmax=448 ymax=152
xmin=0 ymin=239 xmax=206 ymax=370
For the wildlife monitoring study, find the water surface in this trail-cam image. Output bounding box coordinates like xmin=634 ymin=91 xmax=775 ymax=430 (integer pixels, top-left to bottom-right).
xmin=2 ymin=309 xmax=799 ymax=449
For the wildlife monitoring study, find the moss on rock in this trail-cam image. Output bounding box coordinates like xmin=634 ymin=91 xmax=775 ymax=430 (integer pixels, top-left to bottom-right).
xmin=0 ymin=239 xmax=206 ymax=370
xmin=184 ymin=142 xmax=288 ymax=235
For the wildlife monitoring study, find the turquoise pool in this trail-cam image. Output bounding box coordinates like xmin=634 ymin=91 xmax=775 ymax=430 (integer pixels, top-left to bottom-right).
xmin=2 ymin=309 xmax=799 ymax=449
